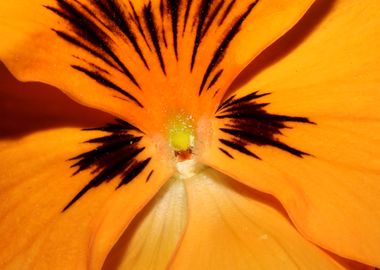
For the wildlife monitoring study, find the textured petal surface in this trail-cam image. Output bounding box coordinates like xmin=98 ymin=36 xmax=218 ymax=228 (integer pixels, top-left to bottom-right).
xmin=170 ymin=168 xmax=365 ymax=270
xmin=0 ymin=128 xmax=172 ymax=269
xmin=202 ymin=0 xmax=380 ymax=267
xmin=0 ymin=0 xmax=314 ymax=133
xmin=103 ymin=176 xmax=187 ymax=270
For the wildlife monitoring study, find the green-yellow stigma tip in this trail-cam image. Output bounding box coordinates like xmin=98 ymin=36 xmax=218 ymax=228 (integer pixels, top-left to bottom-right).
xmin=168 ymin=114 xmax=194 ymax=152
xmin=171 ymin=130 xmax=191 ymax=151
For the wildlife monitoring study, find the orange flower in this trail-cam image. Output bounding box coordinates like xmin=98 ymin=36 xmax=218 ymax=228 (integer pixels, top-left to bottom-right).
xmin=0 ymin=0 xmax=379 ymax=269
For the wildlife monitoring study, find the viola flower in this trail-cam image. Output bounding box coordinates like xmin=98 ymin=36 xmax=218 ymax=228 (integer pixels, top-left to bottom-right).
xmin=0 ymin=0 xmax=379 ymax=269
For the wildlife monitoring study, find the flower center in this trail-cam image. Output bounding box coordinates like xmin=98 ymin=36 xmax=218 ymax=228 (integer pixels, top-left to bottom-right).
xmin=168 ymin=114 xmax=195 ymax=161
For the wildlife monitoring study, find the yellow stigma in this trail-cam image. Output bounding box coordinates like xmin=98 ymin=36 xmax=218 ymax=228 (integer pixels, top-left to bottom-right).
xmin=168 ymin=114 xmax=194 ymax=152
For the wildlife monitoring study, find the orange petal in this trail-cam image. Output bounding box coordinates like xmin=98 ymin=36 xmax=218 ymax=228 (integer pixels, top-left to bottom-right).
xmin=0 ymin=127 xmax=173 ymax=269
xmin=0 ymin=0 xmax=314 ymax=133
xmin=202 ymin=0 xmax=380 ymax=267
xmin=103 ymin=177 xmax=187 ymax=270
xmin=170 ymin=168 xmax=363 ymax=270
xmin=0 ymin=62 xmax=113 ymax=139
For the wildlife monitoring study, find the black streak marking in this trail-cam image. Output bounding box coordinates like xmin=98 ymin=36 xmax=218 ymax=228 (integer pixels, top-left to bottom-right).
xmin=53 ymin=30 xmax=120 ymax=71
xmin=144 ymin=2 xmax=167 ymax=75
xmin=160 ymin=0 xmax=168 ymax=47
xmin=219 ymin=138 xmax=260 ymax=159
xmin=199 ymin=1 xmax=258 ymax=95
xmin=129 ymin=0 xmax=152 ymax=51
xmin=216 ymin=91 xmax=313 ymax=160
xmin=91 ymin=0 xmax=150 ymax=69
xmin=219 ymin=0 xmax=235 ymax=26
xmin=213 ymin=89 xmax=220 ymax=98
xmin=63 ymin=119 xmax=150 ymax=211
xmin=190 ymin=0 xmax=211 ymax=71
xmin=167 ymin=0 xmax=180 ymax=59
xmin=117 ymin=158 xmax=151 ymax=188
xmin=73 ymin=0 xmax=110 ymax=30
xmin=84 ymin=118 xmax=143 ymax=133
xmin=45 ymin=1 xmax=140 ymax=88
xmin=216 ymin=94 xmax=236 ymax=113
xmin=182 ymin=0 xmax=193 ymax=35
xmin=146 ymin=170 xmax=154 ymax=182
xmin=201 ymin=0 xmax=224 ymax=39
xmin=219 ymin=147 xmax=234 ymax=159
xmin=221 ymin=91 xmax=269 ymax=109
xmin=221 ymin=128 xmax=309 ymax=157
xmin=72 ymin=65 xmax=143 ymax=107
xmin=207 ymin=69 xmax=223 ymax=90
xmin=72 ymin=55 xmax=110 ymax=74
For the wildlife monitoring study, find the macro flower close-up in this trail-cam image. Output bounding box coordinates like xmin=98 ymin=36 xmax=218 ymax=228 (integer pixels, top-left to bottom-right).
xmin=0 ymin=0 xmax=379 ymax=269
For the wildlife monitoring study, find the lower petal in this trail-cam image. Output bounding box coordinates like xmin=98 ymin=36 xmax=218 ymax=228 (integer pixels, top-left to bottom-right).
xmin=103 ymin=176 xmax=187 ymax=270
xmin=170 ymin=168 xmax=361 ymax=270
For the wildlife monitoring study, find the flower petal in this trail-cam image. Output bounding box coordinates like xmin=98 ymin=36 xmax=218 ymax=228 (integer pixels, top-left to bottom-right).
xmin=0 ymin=62 xmax=113 ymax=139
xmin=0 ymin=0 xmax=314 ymax=132
xmin=0 ymin=128 xmax=172 ymax=269
xmin=202 ymin=0 xmax=380 ymax=267
xmin=170 ymin=168 xmax=363 ymax=270
xmin=103 ymin=177 xmax=187 ymax=270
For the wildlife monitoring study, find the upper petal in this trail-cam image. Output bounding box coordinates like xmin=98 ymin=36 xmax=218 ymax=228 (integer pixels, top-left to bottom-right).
xmin=0 ymin=0 xmax=314 ymax=133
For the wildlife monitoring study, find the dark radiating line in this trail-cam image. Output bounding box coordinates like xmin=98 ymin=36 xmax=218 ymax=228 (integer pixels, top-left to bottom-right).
xmin=63 ymin=183 xmax=91 ymax=211
xmin=219 ymin=138 xmax=260 ymax=159
xmin=84 ymin=134 xmax=138 ymax=144
xmin=84 ymin=118 xmax=142 ymax=132
xmin=219 ymin=147 xmax=234 ymax=159
xmin=207 ymin=69 xmax=223 ymax=90
xmin=218 ymin=112 xmax=313 ymax=125
xmin=160 ymin=0 xmax=165 ymax=18
xmin=160 ymin=0 xmax=168 ymax=48
xmin=190 ymin=0 xmax=211 ymax=71
xmin=225 ymin=91 xmax=269 ymax=108
xmin=91 ymin=0 xmax=150 ymax=69
xmin=216 ymin=94 xmax=236 ymax=113
xmin=216 ymin=90 xmax=313 ymax=161
xmin=167 ymin=0 xmax=180 ymax=59
xmin=199 ymin=1 xmax=258 ymax=95
xmin=53 ymin=30 xmax=120 ymax=71
xmin=182 ymin=0 xmax=193 ymax=35
xmin=201 ymin=0 xmax=224 ymax=39
xmin=162 ymin=28 xmax=168 ymax=47
xmin=221 ymin=128 xmax=309 ymax=157
xmin=46 ymin=2 xmax=140 ymax=88
xmin=71 ymin=65 xmax=143 ymax=107
xmin=63 ymin=147 xmax=145 ymax=212
xmin=115 ymin=118 xmax=143 ymax=132
xmin=117 ymin=158 xmax=151 ymax=188
xmin=64 ymin=119 xmax=149 ymax=211
xmin=72 ymin=55 xmax=111 ymax=74
xmin=73 ymin=0 xmax=109 ymax=30
xmin=143 ymin=2 xmax=167 ymax=75
xmin=70 ymin=137 xmax=143 ymax=175
xmin=146 ymin=170 xmax=154 ymax=182
xmin=219 ymin=0 xmax=235 ymax=26
xmin=129 ymin=1 xmax=152 ymax=51
xmin=213 ymin=89 xmax=220 ymax=98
